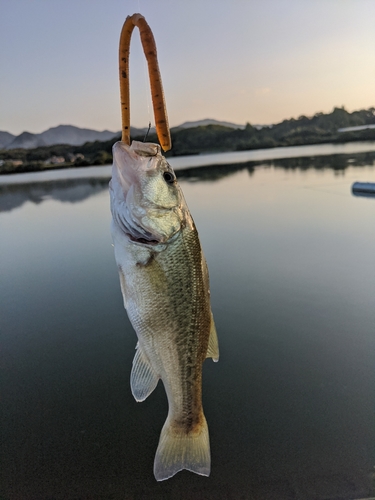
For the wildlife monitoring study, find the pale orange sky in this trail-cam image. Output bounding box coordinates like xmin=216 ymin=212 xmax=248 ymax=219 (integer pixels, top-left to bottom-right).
xmin=1 ymin=0 xmax=374 ymax=135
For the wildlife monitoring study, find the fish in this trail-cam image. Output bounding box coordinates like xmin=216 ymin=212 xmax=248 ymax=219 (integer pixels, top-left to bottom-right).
xmin=109 ymin=140 xmax=219 ymax=481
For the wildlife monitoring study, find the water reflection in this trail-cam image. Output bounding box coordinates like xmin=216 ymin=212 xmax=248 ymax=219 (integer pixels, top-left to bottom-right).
xmin=1 ymin=154 xmax=374 ymax=499
xmin=1 ymin=150 xmax=375 ymax=213
xmin=0 ymin=178 xmax=109 ymax=212
xmin=177 ymin=163 xmax=255 ymax=182
xmin=177 ymin=150 xmax=375 ymax=181
xmin=272 ymin=150 xmax=375 ymax=170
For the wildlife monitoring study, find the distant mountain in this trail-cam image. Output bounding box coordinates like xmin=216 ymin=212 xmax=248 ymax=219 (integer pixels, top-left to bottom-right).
xmin=2 ymin=107 xmax=375 ymax=175
xmin=0 ymin=131 xmax=15 ymax=149
xmin=0 ymin=119 xmax=263 ymax=151
xmin=8 ymin=131 xmax=48 ymax=149
xmin=128 ymin=120 xmax=248 ymax=135
xmin=174 ymin=119 xmax=245 ymax=130
xmin=0 ymin=121 xmax=247 ymax=150
xmin=130 ymin=126 xmax=153 ymax=137
xmin=3 ymin=125 xmax=122 ymax=150
xmin=38 ymin=125 xmax=119 ymax=147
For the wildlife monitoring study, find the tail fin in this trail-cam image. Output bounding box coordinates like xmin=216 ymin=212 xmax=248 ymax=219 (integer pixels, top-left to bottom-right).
xmin=153 ymin=415 xmax=211 ymax=481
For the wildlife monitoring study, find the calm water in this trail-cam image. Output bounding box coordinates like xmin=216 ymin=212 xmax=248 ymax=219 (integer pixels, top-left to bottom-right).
xmin=1 ymin=146 xmax=374 ymax=499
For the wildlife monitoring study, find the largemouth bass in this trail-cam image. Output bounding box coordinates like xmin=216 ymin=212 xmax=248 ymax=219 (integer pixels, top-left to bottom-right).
xmin=109 ymin=140 xmax=219 ymax=481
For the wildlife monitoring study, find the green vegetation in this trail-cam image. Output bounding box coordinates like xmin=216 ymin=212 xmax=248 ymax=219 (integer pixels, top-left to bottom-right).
xmin=166 ymin=106 xmax=375 ymax=156
xmin=0 ymin=140 xmax=116 ymax=174
xmin=1 ymin=106 xmax=374 ymax=174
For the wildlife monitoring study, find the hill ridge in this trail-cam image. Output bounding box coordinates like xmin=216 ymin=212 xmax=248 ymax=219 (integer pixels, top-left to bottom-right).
xmin=0 ymin=119 xmax=246 ymax=149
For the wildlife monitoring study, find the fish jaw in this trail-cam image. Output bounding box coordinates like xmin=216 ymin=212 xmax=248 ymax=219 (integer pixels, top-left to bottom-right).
xmin=110 ymin=141 xmax=160 ymax=203
xmin=110 ymin=140 xmax=188 ymax=245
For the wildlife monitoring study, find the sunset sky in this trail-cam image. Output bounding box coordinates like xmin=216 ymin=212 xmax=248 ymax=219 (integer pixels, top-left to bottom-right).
xmin=1 ymin=0 xmax=374 ymax=135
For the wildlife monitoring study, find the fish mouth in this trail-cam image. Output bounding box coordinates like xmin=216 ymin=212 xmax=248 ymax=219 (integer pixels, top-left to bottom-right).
xmin=112 ymin=141 xmax=159 ymax=186
xmin=110 ymin=141 xmax=163 ymax=245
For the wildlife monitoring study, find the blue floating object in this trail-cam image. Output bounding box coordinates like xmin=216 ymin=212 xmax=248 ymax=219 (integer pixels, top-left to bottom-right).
xmin=352 ymin=182 xmax=375 ymax=198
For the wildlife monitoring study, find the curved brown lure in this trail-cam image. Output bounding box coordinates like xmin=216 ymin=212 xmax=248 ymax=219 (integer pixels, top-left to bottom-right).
xmin=119 ymin=13 xmax=171 ymax=151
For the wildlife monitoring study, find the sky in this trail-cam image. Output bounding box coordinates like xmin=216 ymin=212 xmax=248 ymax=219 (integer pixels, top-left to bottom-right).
xmin=1 ymin=0 xmax=375 ymax=136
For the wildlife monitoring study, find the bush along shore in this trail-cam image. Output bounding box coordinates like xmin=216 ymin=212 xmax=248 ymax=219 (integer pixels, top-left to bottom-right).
xmin=1 ymin=106 xmax=375 ymax=175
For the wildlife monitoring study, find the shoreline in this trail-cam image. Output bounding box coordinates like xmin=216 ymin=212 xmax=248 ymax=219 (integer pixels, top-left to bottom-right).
xmin=1 ymin=140 xmax=375 ymax=185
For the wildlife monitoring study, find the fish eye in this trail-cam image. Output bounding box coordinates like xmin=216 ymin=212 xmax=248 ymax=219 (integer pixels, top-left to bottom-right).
xmin=163 ymin=171 xmax=175 ymax=184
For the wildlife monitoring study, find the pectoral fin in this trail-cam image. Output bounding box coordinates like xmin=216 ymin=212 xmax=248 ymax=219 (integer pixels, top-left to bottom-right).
xmin=206 ymin=313 xmax=219 ymax=362
xmin=131 ymin=343 xmax=159 ymax=402
xmin=118 ymin=268 xmax=128 ymax=309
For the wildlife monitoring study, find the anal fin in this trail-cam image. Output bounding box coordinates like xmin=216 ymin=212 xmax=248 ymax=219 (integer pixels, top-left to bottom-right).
xmin=131 ymin=343 xmax=159 ymax=402
xmin=206 ymin=313 xmax=219 ymax=362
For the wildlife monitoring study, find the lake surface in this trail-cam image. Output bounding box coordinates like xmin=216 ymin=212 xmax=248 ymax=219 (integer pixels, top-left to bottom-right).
xmin=1 ymin=145 xmax=374 ymax=499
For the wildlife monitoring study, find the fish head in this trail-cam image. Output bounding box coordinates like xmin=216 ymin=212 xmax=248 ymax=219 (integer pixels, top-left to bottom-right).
xmin=110 ymin=141 xmax=190 ymax=244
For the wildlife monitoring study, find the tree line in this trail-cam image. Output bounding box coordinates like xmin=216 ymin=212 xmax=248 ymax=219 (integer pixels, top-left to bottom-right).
xmin=1 ymin=106 xmax=374 ymax=174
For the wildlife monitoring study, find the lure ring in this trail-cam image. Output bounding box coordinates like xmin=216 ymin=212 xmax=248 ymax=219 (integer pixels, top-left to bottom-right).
xmin=119 ymin=13 xmax=172 ymax=152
